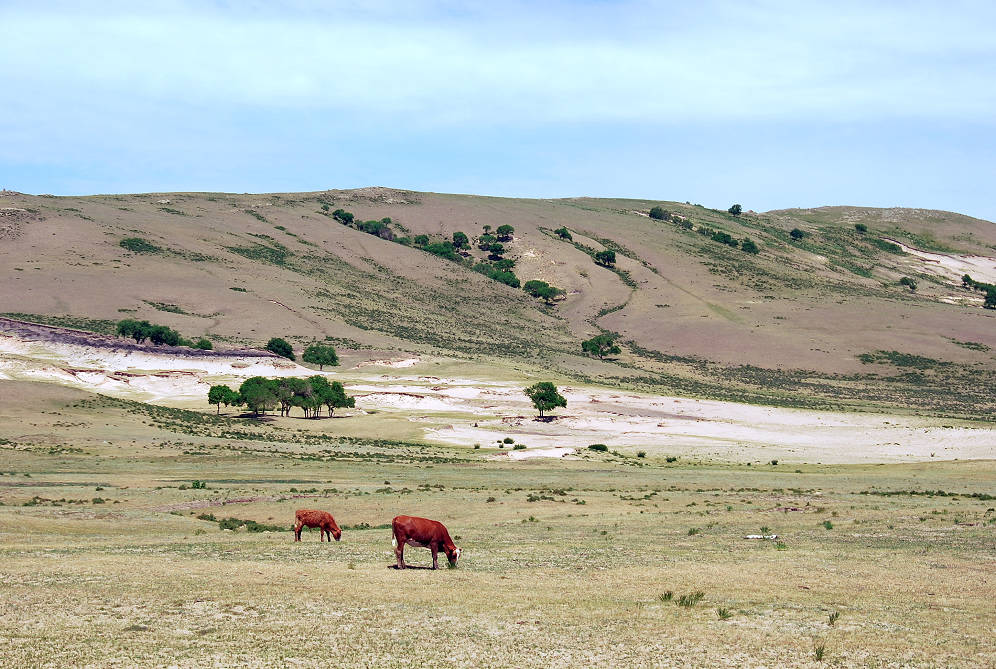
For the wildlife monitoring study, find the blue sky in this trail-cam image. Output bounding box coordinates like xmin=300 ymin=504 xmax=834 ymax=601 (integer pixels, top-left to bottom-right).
xmin=2 ymin=1 xmax=995 ymax=219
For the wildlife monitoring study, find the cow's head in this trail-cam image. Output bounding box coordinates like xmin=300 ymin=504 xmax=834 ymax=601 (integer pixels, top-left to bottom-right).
xmin=332 ymin=527 xmax=342 ymax=542
xmin=447 ymin=546 xmax=462 ymax=566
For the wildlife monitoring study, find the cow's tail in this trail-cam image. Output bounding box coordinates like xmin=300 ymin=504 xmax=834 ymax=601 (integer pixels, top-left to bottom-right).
xmin=391 ymin=536 xmax=398 ymax=548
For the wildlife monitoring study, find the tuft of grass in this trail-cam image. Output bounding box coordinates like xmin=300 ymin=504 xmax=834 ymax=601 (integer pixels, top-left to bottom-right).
xmin=687 ymin=527 xmax=701 ymax=536
xmin=658 ymin=591 xmax=673 ymax=602
xmin=814 ymin=640 xmax=827 ymax=662
xmin=717 ymin=607 xmax=733 ymax=620
xmin=828 ymin=610 xmax=840 ymax=626
xmin=677 ymin=591 xmax=705 ymax=608
xmin=822 ymin=520 xmax=834 ymax=530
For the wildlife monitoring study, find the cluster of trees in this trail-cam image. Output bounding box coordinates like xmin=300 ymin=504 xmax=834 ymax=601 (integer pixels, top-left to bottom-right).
xmin=581 ymin=333 xmax=620 ymax=359
xmin=209 ymin=375 xmax=354 ymax=418
xmin=963 ymin=275 xmax=996 ymax=309
xmin=116 ymin=319 xmax=211 ymax=349
xmin=324 ymin=207 xmax=396 ymax=241
xmin=594 ymin=249 xmax=616 ymax=267
xmin=523 ymin=279 xmax=564 ymax=304
xmin=693 ymin=227 xmax=760 ymax=254
xmin=649 ymin=206 xmax=689 ymax=225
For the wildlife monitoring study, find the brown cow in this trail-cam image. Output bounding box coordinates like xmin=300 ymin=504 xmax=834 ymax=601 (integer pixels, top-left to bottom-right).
xmin=391 ymin=515 xmax=461 ymax=569
xmin=293 ymin=509 xmax=342 ymax=542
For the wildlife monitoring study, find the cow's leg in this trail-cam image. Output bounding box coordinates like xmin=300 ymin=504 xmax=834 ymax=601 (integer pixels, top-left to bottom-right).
xmin=394 ymin=537 xmax=406 ymax=569
xmin=431 ymin=545 xmax=439 ymax=570
xmin=293 ymin=522 xmax=302 ymax=541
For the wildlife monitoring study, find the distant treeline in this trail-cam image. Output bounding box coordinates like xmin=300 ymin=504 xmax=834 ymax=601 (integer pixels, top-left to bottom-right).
xmin=116 ymin=319 xmax=212 ymax=349
xmin=209 ymin=376 xmax=354 ymax=418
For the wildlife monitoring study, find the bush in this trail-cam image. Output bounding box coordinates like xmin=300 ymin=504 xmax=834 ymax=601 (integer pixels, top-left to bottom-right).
xmin=193 ymin=338 xmax=212 ymax=350
xmin=119 ymin=237 xmax=162 ymax=253
xmin=588 ymin=444 xmax=608 ymax=452
xmin=637 ymin=450 xmax=646 ymax=458
xmin=512 ymin=444 xmax=526 ymax=450
xmin=790 ymin=228 xmax=805 ymax=241
xmin=741 ymin=238 xmax=759 ymax=254
xmin=854 ymin=223 xmax=868 ymax=233
xmin=554 ymin=226 xmax=572 ymax=240
xmin=728 ymin=204 xmax=742 ymax=216
xmin=711 ymin=231 xmax=738 ymax=247
xmin=503 ymin=437 xmax=514 ymax=444
xmin=265 ymin=337 xmax=295 ymax=360
xmin=649 ymin=206 xmax=667 ymax=220
xmin=594 ymin=250 xmax=616 ymax=267
xmin=899 ymin=277 xmax=917 ymax=292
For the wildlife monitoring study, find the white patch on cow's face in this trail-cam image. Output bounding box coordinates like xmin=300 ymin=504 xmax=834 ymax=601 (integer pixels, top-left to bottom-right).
xmin=454 ymin=547 xmax=462 ymax=560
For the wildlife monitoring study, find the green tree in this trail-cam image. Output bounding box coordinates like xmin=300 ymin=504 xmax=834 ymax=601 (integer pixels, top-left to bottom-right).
xmin=309 ymin=375 xmax=355 ymax=416
xmin=193 ymin=338 xmax=212 ymax=350
xmin=208 ymin=384 xmax=232 ymax=414
xmin=728 ymin=204 xmax=742 ymax=216
xmin=116 ymin=319 xmax=151 ymax=343
xmin=900 ymin=277 xmax=917 ymax=292
xmin=302 ymin=343 xmax=339 ymax=370
xmin=741 ymin=238 xmax=759 ymax=254
xmin=487 ymin=242 xmax=506 ymax=259
xmin=522 ymin=280 xmax=564 ymax=304
xmin=414 ymin=234 xmax=429 ymax=246
xmin=332 ymin=209 xmax=354 ymax=225
xmin=854 ymin=223 xmax=868 ymax=233
xmin=452 ymin=231 xmax=469 ymax=249
xmin=594 ymin=250 xmax=616 ymax=267
xmin=985 ymin=287 xmax=996 ymax=309
xmin=238 ymin=377 xmax=278 ymax=416
xmin=554 ymin=226 xmax=572 ymax=240
xmin=148 ymin=324 xmax=181 ymax=346
xmin=524 ymin=382 xmax=567 ymax=418
xmin=266 ymin=337 xmax=295 ymax=360
xmin=649 ymin=206 xmax=667 ymax=220
xmin=496 ymin=224 xmax=514 ymax=241
xmin=478 ymin=233 xmax=497 ymax=251
xmin=581 ymin=333 xmax=620 ymax=359
xmin=790 ymin=228 xmax=805 ymax=241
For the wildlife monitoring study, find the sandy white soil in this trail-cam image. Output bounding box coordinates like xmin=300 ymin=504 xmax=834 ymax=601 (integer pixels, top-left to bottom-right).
xmin=886 ymin=238 xmax=996 ymax=285
xmin=1 ymin=323 xmax=993 ymax=464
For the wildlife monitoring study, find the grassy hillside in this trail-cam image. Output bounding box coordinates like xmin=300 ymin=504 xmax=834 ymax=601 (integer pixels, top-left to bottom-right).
xmin=2 ymin=188 xmax=995 ymax=418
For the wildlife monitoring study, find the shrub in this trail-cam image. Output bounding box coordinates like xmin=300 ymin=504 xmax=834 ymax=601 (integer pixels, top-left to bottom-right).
xmin=503 ymin=437 xmax=514 ymax=444
xmin=119 ymin=237 xmax=162 ymax=253
xmin=452 ymin=231 xmax=469 ymax=248
xmin=581 ymin=333 xmax=620 ymax=359
xmin=332 ymin=209 xmax=354 ymax=225
xmin=649 ymin=206 xmax=667 ymax=220
xmin=828 ymin=611 xmax=840 ymax=626
xmin=677 ymin=591 xmax=705 ymax=607
xmin=899 ymin=276 xmax=917 ymax=291
xmin=717 ymin=607 xmax=733 ymax=620
xmin=265 ymin=337 xmax=295 ymax=360
xmin=822 ymin=520 xmax=833 ymax=530
xmin=790 ymin=228 xmax=805 ymax=240
xmin=741 ymin=238 xmax=759 ymax=254
xmin=414 ymin=234 xmax=429 ymax=246
xmin=637 ymin=451 xmax=646 ymax=458
xmin=711 ymin=231 xmax=738 ymax=247
xmin=594 ymin=250 xmax=616 ymax=267
xmin=665 ymin=456 xmax=678 ymax=463
xmin=193 ymin=338 xmax=212 ymax=350
xmin=728 ymin=204 xmax=742 ymax=216
xmin=513 ymin=444 xmax=526 ymax=450
xmin=554 ymin=226 xmax=572 ymax=240
xmin=854 ymin=223 xmax=867 ymax=233
xmin=588 ymin=444 xmax=608 ymax=452
xmin=658 ymin=591 xmax=673 ymax=602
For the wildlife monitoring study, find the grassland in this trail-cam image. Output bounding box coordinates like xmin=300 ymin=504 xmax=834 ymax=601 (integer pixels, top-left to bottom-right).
xmin=1 ymin=382 xmax=994 ymax=667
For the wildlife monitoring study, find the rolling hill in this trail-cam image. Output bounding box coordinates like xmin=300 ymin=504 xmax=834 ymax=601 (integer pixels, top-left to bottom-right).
xmin=2 ymin=187 xmax=994 ymax=418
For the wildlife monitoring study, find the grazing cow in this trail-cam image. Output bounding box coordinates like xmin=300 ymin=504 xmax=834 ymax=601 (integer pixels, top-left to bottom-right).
xmin=391 ymin=515 xmax=461 ymax=569
xmin=293 ymin=509 xmax=342 ymax=542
